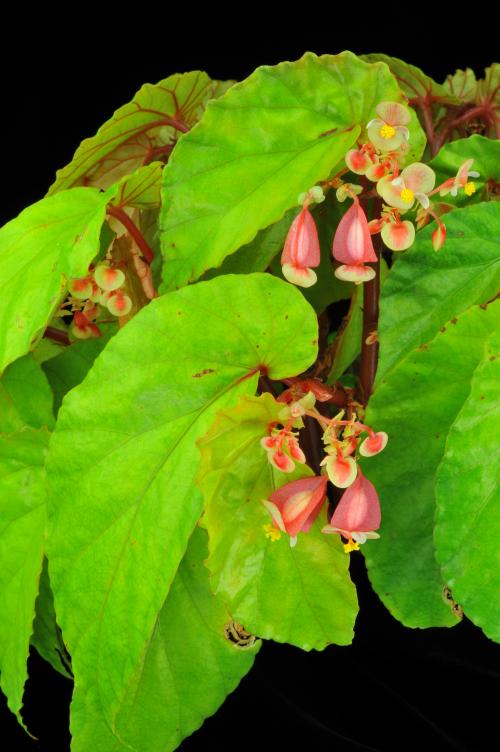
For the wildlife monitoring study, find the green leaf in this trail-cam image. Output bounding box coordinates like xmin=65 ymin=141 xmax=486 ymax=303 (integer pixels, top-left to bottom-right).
xmin=47 ymin=273 xmax=317 ymax=729
xmin=198 ymin=393 xmax=358 ymax=649
xmin=0 ymin=355 xmax=54 ymax=433
xmin=444 ymin=68 xmax=477 ymax=103
xmin=377 ymin=202 xmax=500 ymax=382
xmin=364 ymin=302 xmax=500 ymax=628
xmin=31 ymin=559 xmax=72 ymax=678
xmin=42 ymin=324 xmax=117 ymax=414
xmin=71 ymin=526 xmax=258 ymax=752
xmin=202 ymin=208 xmax=295 ymax=280
xmin=0 ymin=428 xmax=49 ymax=723
xmin=429 ymin=135 xmax=500 ymax=205
xmin=0 ymin=188 xmax=108 ymax=373
xmin=106 ymin=162 xmax=163 ymax=210
xmin=435 ymin=327 xmax=500 ymax=642
xmin=362 ymin=53 xmax=460 ymax=106
xmin=160 ymin=51 xmax=424 ymax=290
xmin=48 ymin=72 xmax=234 ymax=193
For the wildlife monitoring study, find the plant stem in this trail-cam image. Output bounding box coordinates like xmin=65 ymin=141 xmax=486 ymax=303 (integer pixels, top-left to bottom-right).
xmin=43 ymin=327 xmax=70 ymax=346
xmin=107 ymin=206 xmax=155 ymax=264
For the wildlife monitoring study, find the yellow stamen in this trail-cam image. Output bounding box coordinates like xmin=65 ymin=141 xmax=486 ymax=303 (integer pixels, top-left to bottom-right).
xmin=263 ymin=524 xmax=281 ymax=542
xmin=343 ymin=538 xmax=360 ymax=554
xmin=400 ymin=188 xmax=415 ymax=204
xmin=379 ymin=123 xmax=396 ymax=139
xmin=464 ymin=181 xmax=476 ymax=196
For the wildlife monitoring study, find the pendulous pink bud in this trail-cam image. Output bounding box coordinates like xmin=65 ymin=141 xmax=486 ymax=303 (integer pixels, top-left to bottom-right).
xmin=281 ymin=206 xmax=320 ymax=288
xmin=332 ymin=200 xmax=377 ymax=284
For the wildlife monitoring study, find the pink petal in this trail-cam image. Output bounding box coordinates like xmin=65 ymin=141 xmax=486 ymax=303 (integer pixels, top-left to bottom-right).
xmin=381 ymin=221 xmax=415 ymax=251
xmin=359 ymin=431 xmax=388 ymax=457
xmin=287 ymin=436 xmax=306 ymax=464
xmin=282 ymin=263 xmax=317 ymax=288
xmin=281 ymin=207 xmax=320 ymax=268
xmin=375 ymin=101 xmax=411 ymax=126
xmin=269 ymin=450 xmax=295 ymax=473
xmin=345 ymin=148 xmax=372 ymax=175
xmin=432 ymin=221 xmax=447 ymax=252
xmin=332 ymin=201 xmax=377 ymax=265
xmin=401 ymin=163 xmax=436 ymax=194
xmin=376 ymin=176 xmax=414 ymax=212
xmin=329 ymin=470 xmax=381 ymax=534
xmin=324 ymin=455 xmax=357 ymax=488
xmin=334 ymin=264 xmax=376 ymax=284
xmin=367 ymin=121 xmax=407 ymax=152
xmin=268 ymin=475 xmax=328 ymax=538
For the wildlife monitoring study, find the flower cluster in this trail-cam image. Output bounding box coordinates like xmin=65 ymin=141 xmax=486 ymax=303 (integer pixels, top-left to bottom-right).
xmin=64 ymin=263 xmax=132 ymax=339
xmin=280 ymin=101 xmax=479 ymax=286
xmin=260 ymin=392 xmax=387 ymax=552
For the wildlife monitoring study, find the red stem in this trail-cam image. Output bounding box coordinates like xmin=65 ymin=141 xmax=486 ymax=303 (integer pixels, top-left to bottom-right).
xmin=43 ymin=327 xmax=70 ymax=346
xmin=106 ymin=206 xmax=154 ymax=264
xmin=357 ymin=215 xmax=382 ymax=406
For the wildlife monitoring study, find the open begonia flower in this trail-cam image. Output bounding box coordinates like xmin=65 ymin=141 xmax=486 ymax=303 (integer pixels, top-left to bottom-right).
xmin=262 ymin=475 xmax=328 ymax=547
xmin=439 ymin=159 xmax=479 ymax=197
xmin=377 ymin=163 xmax=436 ymax=212
xmin=332 ymin=200 xmax=377 ymax=284
xmin=367 ymin=102 xmax=411 ymax=152
xmin=381 ymin=219 xmax=415 ymax=251
xmin=281 ymin=205 xmax=320 ymax=288
xmin=322 ymin=469 xmax=381 ymax=552
xmin=71 ymin=311 xmax=101 ymax=340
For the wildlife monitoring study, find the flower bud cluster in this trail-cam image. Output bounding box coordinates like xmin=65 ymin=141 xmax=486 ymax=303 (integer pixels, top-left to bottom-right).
xmin=281 ymin=101 xmax=478 ymax=287
xmin=65 ymin=263 xmax=132 ymax=339
xmin=260 ymin=393 xmax=387 ymax=552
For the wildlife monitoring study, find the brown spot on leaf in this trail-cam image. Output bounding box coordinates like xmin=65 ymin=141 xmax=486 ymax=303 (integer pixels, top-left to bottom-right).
xmin=440 ymin=326 xmax=447 ymax=333
xmin=418 ymin=343 xmax=428 ymax=351
xmin=450 ymin=318 xmax=458 ymax=325
xmin=489 ymin=355 xmax=497 ymax=361
xmin=192 ymin=368 xmax=215 ymax=378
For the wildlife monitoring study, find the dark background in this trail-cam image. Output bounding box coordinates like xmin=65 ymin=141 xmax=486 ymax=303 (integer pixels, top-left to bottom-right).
xmin=1 ymin=13 xmax=498 ymax=752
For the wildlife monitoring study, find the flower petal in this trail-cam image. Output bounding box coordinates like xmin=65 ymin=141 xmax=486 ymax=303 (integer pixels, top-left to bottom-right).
xmin=376 ymin=176 xmax=413 ymax=211
xmin=268 ymin=475 xmax=328 ymax=538
xmin=381 ymin=221 xmax=415 ymax=251
xmin=375 ymin=101 xmax=411 ymax=126
xmin=282 ymin=264 xmax=317 ymax=288
xmin=359 ymin=431 xmax=388 ymax=457
xmin=325 ymin=455 xmax=357 ymax=488
xmin=332 ymin=201 xmax=377 ymax=265
xmin=281 ymin=207 xmax=320 ymax=268
xmin=329 ymin=470 xmax=381 ymax=534
xmin=367 ymin=121 xmax=406 ymax=152
xmin=334 ymin=264 xmax=376 ymax=284
xmin=401 ymin=163 xmax=436 ymax=194
xmin=345 ymin=148 xmax=372 ymax=175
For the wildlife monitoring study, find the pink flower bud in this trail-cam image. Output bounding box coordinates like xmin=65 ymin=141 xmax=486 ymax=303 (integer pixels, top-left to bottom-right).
xmin=281 ymin=206 xmax=320 ymax=288
xmin=332 ymin=200 xmax=377 ymax=284
xmin=106 ymin=291 xmax=132 ymax=317
xmin=359 ymin=431 xmax=388 ymax=457
xmin=432 ymin=220 xmax=447 ymax=252
xmin=262 ymin=475 xmax=328 ymax=546
xmin=94 ymin=264 xmax=125 ymax=292
xmin=322 ymin=469 xmax=381 ymax=546
xmin=321 ymin=454 xmax=357 ymax=488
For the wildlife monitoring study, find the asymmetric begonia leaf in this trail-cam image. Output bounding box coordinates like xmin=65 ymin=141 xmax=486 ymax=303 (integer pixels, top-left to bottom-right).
xmin=198 ymin=394 xmax=358 ymax=649
xmin=435 ymin=328 xmax=500 ymax=642
xmin=106 ymin=162 xmax=163 ymax=210
xmin=70 ymin=526 xmax=259 ymax=752
xmin=444 ymin=67 xmax=477 ymax=102
xmin=46 ymin=273 xmax=317 ymax=730
xmin=0 ymin=428 xmax=50 ymax=723
xmin=48 ymin=72 xmax=233 ymax=193
xmin=0 ymin=355 xmax=54 ymax=433
xmin=0 ymin=188 xmax=109 ymax=373
xmin=160 ymin=51 xmax=425 ymax=290
xmin=42 ymin=324 xmax=117 ymax=414
xmin=364 ymin=302 xmax=500 ymax=628
xmin=31 ymin=559 xmax=72 ymax=679
xmin=362 ymin=53 xmax=461 ymax=106
xmin=376 ymin=202 xmax=500 ymax=382
xmin=429 ymin=135 xmax=500 ymax=205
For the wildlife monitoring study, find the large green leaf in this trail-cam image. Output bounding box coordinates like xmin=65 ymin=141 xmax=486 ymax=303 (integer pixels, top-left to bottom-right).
xmin=377 ymin=202 xmax=500 ymax=382
xmin=42 ymin=324 xmax=117 ymax=414
xmin=31 ymin=559 xmax=72 ymax=679
xmin=160 ymin=51 xmax=424 ymax=290
xmin=70 ymin=526 xmax=258 ymax=752
xmin=364 ymin=302 xmax=500 ymax=628
xmin=362 ymin=53 xmax=460 ymax=106
xmin=0 ymin=428 xmax=49 ymax=723
xmin=0 ymin=188 xmax=108 ymax=373
xmin=435 ymin=328 xmax=500 ymax=642
xmin=429 ymin=135 xmax=500 ymax=206
xmin=48 ymin=72 xmax=233 ymax=193
xmin=198 ymin=394 xmax=358 ymax=649
xmin=106 ymin=162 xmax=163 ymax=210
xmin=0 ymin=355 xmax=54 ymax=433
xmin=47 ymin=273 xmax=317 ymax=729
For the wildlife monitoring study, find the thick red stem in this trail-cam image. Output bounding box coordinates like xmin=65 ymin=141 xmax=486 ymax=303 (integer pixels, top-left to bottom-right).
xmin=107 ymin=206 xmax=154 ymax=264
xmin=43 ymin=327 xmax=70 ymax=346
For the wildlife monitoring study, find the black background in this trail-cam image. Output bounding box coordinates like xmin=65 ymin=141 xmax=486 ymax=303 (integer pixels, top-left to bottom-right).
xmin=1 ymin=12 xmax=498 ymax=752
